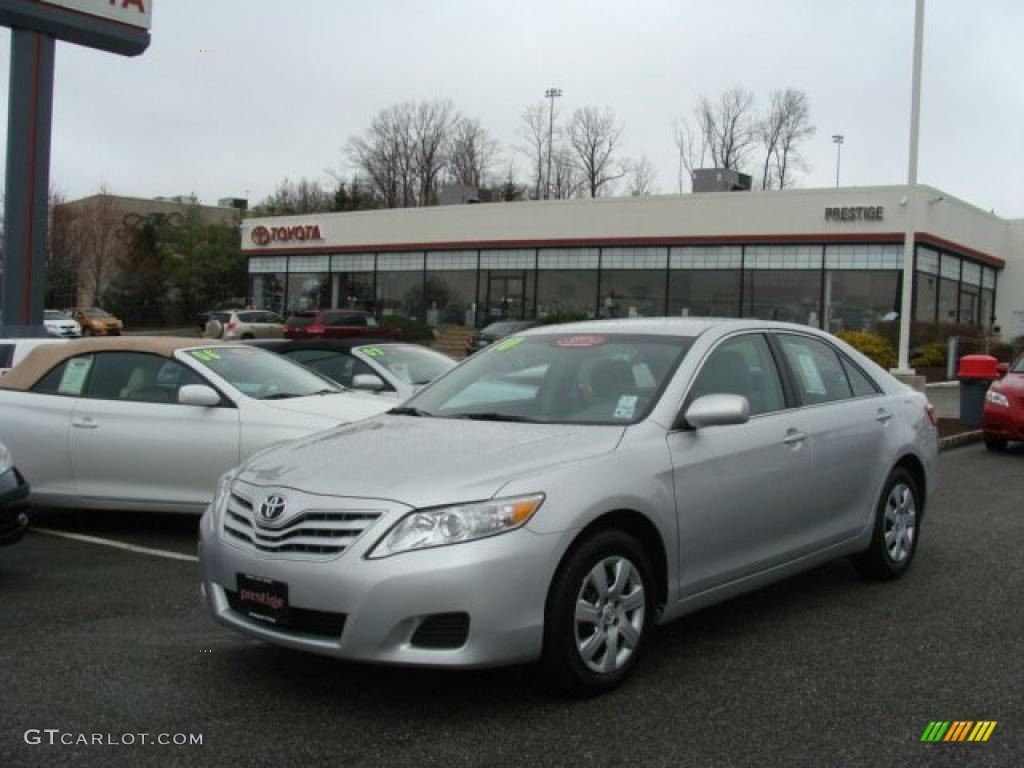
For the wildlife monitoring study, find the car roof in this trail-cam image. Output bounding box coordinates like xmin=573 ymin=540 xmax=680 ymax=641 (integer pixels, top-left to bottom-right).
xmin=0 ymin=336 xmax=228 ymax=391
xmin=522 ymin=317 xmax=820 ymax=337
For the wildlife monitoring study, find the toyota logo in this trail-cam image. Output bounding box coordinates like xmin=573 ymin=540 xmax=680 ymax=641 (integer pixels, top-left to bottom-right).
xmin=251 ymin=225 xmax=271 ymax=246
xmin=258 ymin=493 xmax=287 ymax=523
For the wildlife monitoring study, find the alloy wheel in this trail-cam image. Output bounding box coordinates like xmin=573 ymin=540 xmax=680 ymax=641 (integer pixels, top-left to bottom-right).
xmin=884 ymin=482 xmax=916 ymax=563
xmin=574 ymin=556 xmax=646 ymax=674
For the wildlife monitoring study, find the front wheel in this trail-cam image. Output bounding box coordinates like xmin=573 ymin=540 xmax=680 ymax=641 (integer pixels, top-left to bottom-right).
xmin=985 ymin=436 xmax=1008 ymax=452
xmin=851 ymin=467 xmax=921 ymax=580
xmin=542 ymin=530 xmax=655 ymax=696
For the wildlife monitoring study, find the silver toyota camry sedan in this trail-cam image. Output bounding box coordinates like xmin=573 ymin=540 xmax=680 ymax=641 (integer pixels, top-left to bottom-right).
xmin=200 ymin=318 xmax=938 ymax=695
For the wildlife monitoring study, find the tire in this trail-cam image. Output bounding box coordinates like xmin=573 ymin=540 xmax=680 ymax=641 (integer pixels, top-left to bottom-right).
xmin=241 ymin=333 xmax=254 ymax=340
xmin=852 ymin=467 xmax=921 ymax=581
xmin=541 ymin=529 xmax=655 ymax=696
xmin=985 ymin=437 xmax=1008 ymax=452
xmin=81 ymin=327 xmax=92 ymax=337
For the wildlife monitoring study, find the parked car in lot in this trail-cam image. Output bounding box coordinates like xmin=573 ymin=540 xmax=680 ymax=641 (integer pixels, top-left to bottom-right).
xmin=248 ymin=339 xmax=456 ymax=400
xmin=204 ymin=309 xmax=285 ymax=340
xmin=200 ymin=318 xmax=938 ymax=694
xmin=0 ymin=338 xmax=392 ymax=514
xmin=465 ymin=320 xmax=537 ymax=356
xmin=44 ymin=309 xmax=82 ymax=338
xmin=0 ymin=338 xmax=67 ymax=376
xmin=982 ymin=354 xmax=1024 ymax=451
xmin=284 ymin=309 xmax=400 ymax=340
xmin=0 ymin=440 xmax=31 ymax=547
xmin=66 ymin=307 xmax=123 ymax=336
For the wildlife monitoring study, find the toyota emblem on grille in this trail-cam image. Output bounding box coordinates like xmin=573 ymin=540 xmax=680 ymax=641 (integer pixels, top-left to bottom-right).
xmin=258 ymin=494 xmax=287 ymax=523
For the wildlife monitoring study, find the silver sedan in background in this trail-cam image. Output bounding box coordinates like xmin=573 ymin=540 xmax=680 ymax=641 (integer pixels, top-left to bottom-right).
xmin=200 ymin=319 xmax=938 ymax=695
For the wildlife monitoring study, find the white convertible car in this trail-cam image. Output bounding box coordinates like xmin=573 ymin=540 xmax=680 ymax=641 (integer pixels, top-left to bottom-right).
xmin=0 ymin=338 xmax=392 ymax=513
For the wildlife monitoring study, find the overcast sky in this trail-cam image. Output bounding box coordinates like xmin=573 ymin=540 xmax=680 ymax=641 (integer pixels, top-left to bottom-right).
xmin=2 ymin=0 xmax=1023 ymax=216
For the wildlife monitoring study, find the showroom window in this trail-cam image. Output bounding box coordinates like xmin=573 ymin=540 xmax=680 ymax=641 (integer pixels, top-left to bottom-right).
xmin=426 ymin=251 xmax=478 ymax=326
xmin=668 ymin=247 xmax=742 ymax=318
xmin=536 ymin=248 xmax=599 ymax=318
xmin=743 ymin=246 xmax=824 ymax=327
xmin=286 ymin=272 xmax=330 ymax=313
xmin=937 ymin=253 xmax=961 ymax=325
xmin=598 ymin=247 xmax=668 ymax=318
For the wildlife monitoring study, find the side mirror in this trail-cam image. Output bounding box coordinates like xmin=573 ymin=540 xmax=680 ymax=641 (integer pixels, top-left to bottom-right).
xmin=996 ymin=363 xmax=1010 ymax=378
xmin=351 ymin=373 xmax=386 ymax=392
xmin=682 ymin=394 xmax=751 ymax=430
xmin=178 ymin=384 xmax=222 ymax=407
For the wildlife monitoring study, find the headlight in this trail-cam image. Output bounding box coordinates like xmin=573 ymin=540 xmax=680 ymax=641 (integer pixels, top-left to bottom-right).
xmin=0 ymin=443 xmax=12 ymax=476
xmin=986 ymin=389 xmax=1010 ymax=408
xmin=368 ymin=493 xmax=545 ymax=558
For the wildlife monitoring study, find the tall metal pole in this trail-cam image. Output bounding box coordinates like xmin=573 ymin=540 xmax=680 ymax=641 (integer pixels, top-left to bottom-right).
xmin=544 ymin=87 xmax=561 ymax=200
xmin=2 ymin=29 xmax=55 ymax=336
xmin=896 ymin=0 xmax=925 ymax=373
xmin=832 ymin=134 xmax=844 ymax=188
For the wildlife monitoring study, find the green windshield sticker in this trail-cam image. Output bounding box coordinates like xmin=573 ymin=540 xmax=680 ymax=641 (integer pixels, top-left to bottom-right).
xmin=189 ymin=349 xmax=222 ymax=362
xmin=58 ymin=356 xmax=93 ymax=396
xmin=492 ymin=336 xmax=525 ymax=353
xmin=361 ymin=346 xmax=384 ymax=358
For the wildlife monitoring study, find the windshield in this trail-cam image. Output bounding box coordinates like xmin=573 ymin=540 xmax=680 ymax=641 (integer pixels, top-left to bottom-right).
xmin=85 ymin=308 xmax=111 ymax=319
xmin=45 ymin=310 xmax=68 ymax=321
xmin=184 ymin=346 xmax=340 ymax=399
xmin=355 ymin=344 xmax=456 ymax=385
xmin=1013 ymin=356 xmax=1024 ymax=374
xmin=404 ymin=333 xmax=693 ymax=425
xmin=481 ymin=321 xmax=529 ymax=336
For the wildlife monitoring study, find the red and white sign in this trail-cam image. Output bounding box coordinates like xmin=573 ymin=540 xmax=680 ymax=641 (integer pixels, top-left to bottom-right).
xmin=554 ymin=335 xmax=607 ymax=348
xmin=250 ymin=224 xmax=324 ymax=246
xmin=39 ymin=0 xmax=152 ymax=30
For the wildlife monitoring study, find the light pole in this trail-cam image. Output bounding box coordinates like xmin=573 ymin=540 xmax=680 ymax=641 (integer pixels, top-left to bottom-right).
xmin=544 ymin=87 xmax=562 ymax=199
xmin=831 ymin=134 xmax=844 ymax=188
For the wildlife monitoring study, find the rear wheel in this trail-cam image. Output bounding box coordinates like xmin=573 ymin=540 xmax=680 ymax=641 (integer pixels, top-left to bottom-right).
xmin=985 ymin=436 xmax=1008 ymax=452
xmin=241 ymin=333 xmax=254 ymax=340
xmin=852 ymin=467 xmax=921 ymax=580
xmin=542 ymin=530 xmax=654 ymax=696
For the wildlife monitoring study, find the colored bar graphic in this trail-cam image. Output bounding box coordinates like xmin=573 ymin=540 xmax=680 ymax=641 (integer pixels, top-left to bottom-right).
xmin=921 ymin=721 xmax=997 ymax=743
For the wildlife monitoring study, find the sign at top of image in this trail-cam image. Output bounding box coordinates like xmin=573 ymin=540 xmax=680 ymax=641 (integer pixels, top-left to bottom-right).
xmin=39 ymin=0 xmax=152 ymax=30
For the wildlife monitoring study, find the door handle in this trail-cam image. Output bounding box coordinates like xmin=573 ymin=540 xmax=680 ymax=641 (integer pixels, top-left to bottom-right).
xmin=876 ymin=409 xmax=894 ymax=424
xmin=72 ymin=418 xmax=98 ymax=430
xmin=783 ymin=429 xmax=807 ymax=446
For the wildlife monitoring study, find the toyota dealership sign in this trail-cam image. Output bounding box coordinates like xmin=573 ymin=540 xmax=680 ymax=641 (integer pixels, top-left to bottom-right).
xmin=39 ymin=0 xmax=152 ymax=29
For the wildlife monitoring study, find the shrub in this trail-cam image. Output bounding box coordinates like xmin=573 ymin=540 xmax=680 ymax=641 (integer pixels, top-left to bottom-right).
xmin=835 ymin=330 xmax=897 ymax=370
xmin=380 ymin=315 xmax=434 ymax=342
xmin=911 ymin=342 xmax=947 ymax=369
xmin=536 ymin=312 xmax=590 ymax=326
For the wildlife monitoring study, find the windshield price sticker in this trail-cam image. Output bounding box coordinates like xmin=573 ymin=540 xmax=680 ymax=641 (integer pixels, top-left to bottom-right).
xmin=58 ymin=356 xmax=93 ymax=395
xmin=554 ymin=335 xmax=606 ymax=348
xmin=492 ymin=336 xmax=525 ymax=353
xmin=360 ymin=346 xmax=384 ymax=358
xmin=189 ymin=349 xmax=222 ymax=363
xmin=613 ymin=395 xmax=638 ymax=420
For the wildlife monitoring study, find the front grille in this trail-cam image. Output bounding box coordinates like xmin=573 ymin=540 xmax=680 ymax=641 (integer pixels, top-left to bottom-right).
xmin=223 ymin=490 xmax=381 ymax=558
xmin=411 ymin=613 xmax=470 ymax=649
xmin=224 ymin=589 xmax=347 ymax=638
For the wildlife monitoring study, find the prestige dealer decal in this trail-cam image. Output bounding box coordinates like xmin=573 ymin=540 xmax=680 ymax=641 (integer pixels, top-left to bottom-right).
xmin=825 ymin=205 xmax=884 ymax=221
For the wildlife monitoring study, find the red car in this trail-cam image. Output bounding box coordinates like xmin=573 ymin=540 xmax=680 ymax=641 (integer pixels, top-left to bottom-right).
xmin=284 ymin=310 xmax=400 ymax=340
xmin=982 ymin=356 xmax=1024 ymax=451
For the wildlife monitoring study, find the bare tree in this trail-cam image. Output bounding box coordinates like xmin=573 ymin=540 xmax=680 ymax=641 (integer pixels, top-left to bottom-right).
xmin=45 ymin=189 xmax=79 ymax=308
xmin=695 ymin=86 xmax=757 ymax=171
xmin=757 ymin=91 xmax=787 ymax=190
xmin=448 ymin=117 xmax=499 ymax=188
xmin=773 ymin=89 xmax=815 ymax=189
xmin=253 ymin=177 xmax=334 ymax=215
xmin=515 ymin=102 xmax=554 ymax=200
xmin=346 ymin=102 xmax=417 ymax=208
xmin=413 ymin=100 xmax=458 ymax=206
xmin=626 ymin=156 xmax=658 ymax=196
xmin=549 ymin=146 xmax=583 ymax=200
xmin=72 ymin=187 xmax=122 ymax=306
xmin=672 ymin=119 xmax=707 ymax=193
xmin=567 ymin=106 xmax=626 ymax=198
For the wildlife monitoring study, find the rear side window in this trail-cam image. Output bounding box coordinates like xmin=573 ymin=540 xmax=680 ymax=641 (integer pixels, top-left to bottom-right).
xmin=0 ymin=344 xmax=13 ymax=368
xmin=84 ymin=352 xmax=205 ymax=404
xmin=33 ymin=356 xmax=94 ymax=396
xmin=777 ymin=335 xmax=853 ymax=405
xmin=841 ymin=357 xmax=880 ymax=398
xmin=325 ymin=312 xmax=366 ymax=327
xmin=689 ymin=333 xmax=786 ymax=416
xmin=286 ymin=313 xmax=317 ymax=326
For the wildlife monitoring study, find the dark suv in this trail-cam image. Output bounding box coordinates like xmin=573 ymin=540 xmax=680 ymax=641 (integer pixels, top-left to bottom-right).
xmin=465 ymin=320 xmax=537 ymax=356
xmin=284 ymin=309 xmax=400 ymax=340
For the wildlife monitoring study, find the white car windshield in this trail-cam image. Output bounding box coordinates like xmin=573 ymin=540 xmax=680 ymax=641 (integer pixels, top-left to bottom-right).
xmin=403 ymin=333 xmax=693 ymax=425
xmin=45 ymin=310 xmax=69 ymax=321
xmin=355 ymin=344 xmax=455 ymax=386
xmin=185 ymin=347 xmax=340 ymax=400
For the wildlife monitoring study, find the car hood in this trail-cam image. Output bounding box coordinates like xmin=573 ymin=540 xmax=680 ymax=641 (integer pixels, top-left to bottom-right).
xmin=236 ymin=415 xmax=626 ymax=507
xmin=256 ymin=391 xmax=392 ymax=423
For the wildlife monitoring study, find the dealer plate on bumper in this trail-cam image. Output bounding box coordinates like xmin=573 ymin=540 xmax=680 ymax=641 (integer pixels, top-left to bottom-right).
xmin=236 ymin=574 xmax=289 ymax=626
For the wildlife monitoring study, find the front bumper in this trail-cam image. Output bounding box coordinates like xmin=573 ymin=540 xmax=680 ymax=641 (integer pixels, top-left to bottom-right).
xmin=982 ymin=403 xmax=1024 ymax=441
xmin=0 ymin=468 xmax=31 ymax=546
xmin=199 ymin=494 xmax=563 ymax=668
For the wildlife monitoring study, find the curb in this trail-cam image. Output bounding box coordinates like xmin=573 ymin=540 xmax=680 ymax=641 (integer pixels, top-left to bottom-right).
xmin=926 ymin=380 xmax=959 ymax=389
xmin=939 ymin=430 xmax=983 ymax=452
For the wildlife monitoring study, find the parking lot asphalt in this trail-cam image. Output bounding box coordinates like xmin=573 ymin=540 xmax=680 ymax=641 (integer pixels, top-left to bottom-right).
xmin=2 ymin=443 xmax=1022 ymax=768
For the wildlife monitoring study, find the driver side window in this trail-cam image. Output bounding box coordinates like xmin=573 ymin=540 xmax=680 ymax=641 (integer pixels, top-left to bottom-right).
xmin=688 ymin=334 xmax=786 ymax=416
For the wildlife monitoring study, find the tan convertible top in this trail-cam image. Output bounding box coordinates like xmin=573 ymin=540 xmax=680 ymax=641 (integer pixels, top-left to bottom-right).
xmin=0 ymin=337 xmax=226 ymax=391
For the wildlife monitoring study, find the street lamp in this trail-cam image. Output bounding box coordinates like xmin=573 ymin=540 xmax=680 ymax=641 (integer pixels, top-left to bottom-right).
xmin=831 ymin=134 xmax=844 ymax=188
xmin=544 ymin=87 xmax=562 ymax=200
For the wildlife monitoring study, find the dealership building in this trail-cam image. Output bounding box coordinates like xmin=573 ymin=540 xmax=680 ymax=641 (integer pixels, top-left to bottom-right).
xmin=241 ymin=184 xmax=1024 ymax=341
